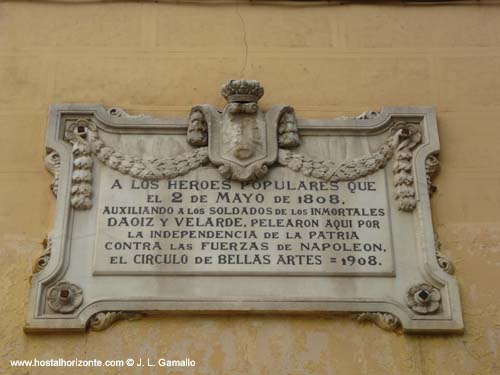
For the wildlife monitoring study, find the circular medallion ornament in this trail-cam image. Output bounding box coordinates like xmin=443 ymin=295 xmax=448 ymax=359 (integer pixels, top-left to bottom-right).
xmin=47 ymin=281 xmax=83 ymax=313
xmin=406 ymin=283 xmax=441 ymax=314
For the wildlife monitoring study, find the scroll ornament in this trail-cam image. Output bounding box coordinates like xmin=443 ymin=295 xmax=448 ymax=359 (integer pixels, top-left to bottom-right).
xmin=45 ymin=149 xmax=60 ymax=197
xmin=434 ymin=232 xmax=455 ymax=275
xmin=31 ymin=234 xmax=53 ymax=278
xmin=436 ymin=246 xmax=455 ymax=275
xmin=355 ymin=312 xmax=401 ymax=332
xmin=337 ymin=110 xmax=381 ymax=121
xmin=425 ymin=152 xmax=440 ymax=196
xmin=107 ymin=107 xmax=153 ymax=120
xmin=88 ymin=311 xmax=143 ymax=332
xmin=426 ymin=156 xmax=455 ymax=275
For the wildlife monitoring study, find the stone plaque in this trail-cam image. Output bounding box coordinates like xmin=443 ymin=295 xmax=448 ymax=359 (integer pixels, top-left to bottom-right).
xmin=26 ymin=80 xmax=463 ymax=333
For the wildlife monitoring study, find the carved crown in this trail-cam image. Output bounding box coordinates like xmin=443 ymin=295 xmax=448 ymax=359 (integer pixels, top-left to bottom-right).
xmin=221 ymin=80 xmax=264 ymax=103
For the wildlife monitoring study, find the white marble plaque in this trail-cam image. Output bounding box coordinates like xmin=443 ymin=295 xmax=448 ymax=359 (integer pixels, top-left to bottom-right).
xmin=25 ymin=81 xmax=463 ymax=334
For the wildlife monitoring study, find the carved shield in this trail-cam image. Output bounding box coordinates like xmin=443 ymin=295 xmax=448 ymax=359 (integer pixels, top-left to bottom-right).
xmin=206 ymin=106 xmax=279 ymax=182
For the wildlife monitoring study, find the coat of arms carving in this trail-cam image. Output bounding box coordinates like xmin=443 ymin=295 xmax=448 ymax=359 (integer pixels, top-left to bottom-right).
xmin=188 ymin=80 xmax=299 ymax=181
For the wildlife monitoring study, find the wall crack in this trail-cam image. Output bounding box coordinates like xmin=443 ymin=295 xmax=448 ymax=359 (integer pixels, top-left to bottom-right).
xmin=235 ymin=6 xmax=248 ymax=78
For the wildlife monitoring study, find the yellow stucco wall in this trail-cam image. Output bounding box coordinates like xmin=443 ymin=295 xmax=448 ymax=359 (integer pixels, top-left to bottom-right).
xmin=1 ymin=1 xmax=500 ymax=374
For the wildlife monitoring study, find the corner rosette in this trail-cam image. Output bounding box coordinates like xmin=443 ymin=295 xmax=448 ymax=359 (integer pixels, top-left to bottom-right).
xmin=406 ymin=283 xmax=441 ymax=314
xmin=47 ymin=281 xmax=83 ymax=314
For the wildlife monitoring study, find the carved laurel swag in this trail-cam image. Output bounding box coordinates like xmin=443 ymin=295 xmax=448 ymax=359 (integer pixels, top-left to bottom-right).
xmin=355 ymin=312 xmax=401 ymax=332
xmin=88 ymin=311 xmax=143 ymax=331
xmin=93 ymin=141 xmax=208 ymax=181
xmin=71 ymin=141 xmax=93 ymax=209
xmin=64 ymin=119 xmax=209 ymax=209
xmin=278 ymin=121 xmax=422 ymax=211
xmin=392 ymin=122 xmax=421 ymax=211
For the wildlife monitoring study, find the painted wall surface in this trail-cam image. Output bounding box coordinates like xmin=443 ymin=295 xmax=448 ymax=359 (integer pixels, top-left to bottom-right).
xmin=1 ymin=2 xmax=500 ymax=374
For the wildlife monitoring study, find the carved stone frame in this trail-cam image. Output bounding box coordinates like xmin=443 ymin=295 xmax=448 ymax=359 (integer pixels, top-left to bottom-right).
xmin=25 ymin=104 xmax=463 ymax=334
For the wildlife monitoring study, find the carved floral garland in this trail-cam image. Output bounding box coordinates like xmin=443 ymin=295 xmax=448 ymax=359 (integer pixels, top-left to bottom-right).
xmin=71 ymin=141 xmax=93 ymax=209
